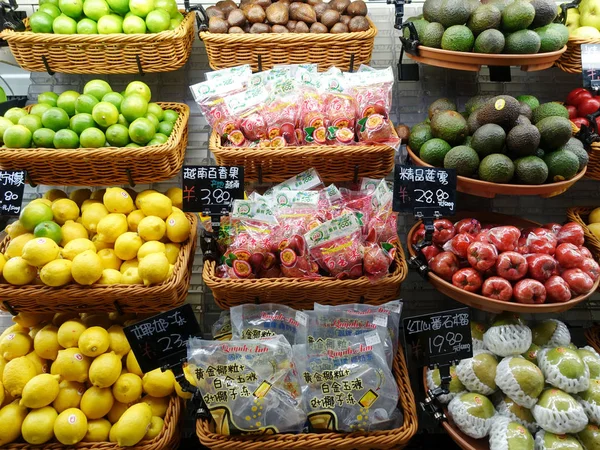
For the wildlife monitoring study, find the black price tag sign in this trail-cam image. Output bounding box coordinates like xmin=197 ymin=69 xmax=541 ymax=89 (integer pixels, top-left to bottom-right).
xmin=182 ymin=165 xmax=244 ymax=218
xmin=0 ymin=170 xmax=26 ymax=216
xmin=403 ymin=307 xmax=472 ymax=367
xmin=582 ymin=44 xmax=600 ymax=92
xmin=392 ymin=165 xmax=456 ymax=215
xmin=124 ymin=304 xmax=202 ymax=373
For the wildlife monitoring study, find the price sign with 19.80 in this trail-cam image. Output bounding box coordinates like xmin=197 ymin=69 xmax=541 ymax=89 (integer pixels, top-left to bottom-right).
xmin=392 ymin=165 xmax=456 ymax=216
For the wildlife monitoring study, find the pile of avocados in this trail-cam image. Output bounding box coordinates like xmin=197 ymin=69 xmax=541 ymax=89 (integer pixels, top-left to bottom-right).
xmin=408 ymin=95 xmax=589 ymax=185
xmin=405 ymin=0 xmax=568 ymax=54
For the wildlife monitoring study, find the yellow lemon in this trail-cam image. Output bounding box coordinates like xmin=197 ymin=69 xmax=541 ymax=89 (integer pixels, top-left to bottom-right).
xmin=2 ymin=356 xmax=37 ymax=397
xmin=78 ymin=326 xmax=109 ymax=357
xmin=34 ymin=325 xmax=60 ymax=360
xmin=97 ymin=248 xmax=122 ymax=270
xmin=145 ymin=416 xmax=164 ymax=440
xmin=40 ymin=259 xmax=73 ymax=287
xmin=81 ymin=386 xmax=114 ymax=419
xmin=110 ymin=402 xmax=152 ymax=447
xmin=138 ymin=240 xmax=166 ymax=259
xmin=121 ymin=267 xmax=143 ymax=285
xmin=2 ymin=257 xmax=37 ymax=285
xmin=1 ymin=331 xmax=32 ymax=360
xmin=589 ymin=222 xmax=600 ymax=241
xmin=0 ymin=400 xmax=28 ymax=445
xmin=138 ymin=252 xmax=170 ymax=286
xmin=71 ymin=250 xmax=103 ymax=285
xmin=1 ymin=324 xmax=28 ymax=340
xmin=5 ymin=220 xmax=27 ymax=239
xmin=97 ymin=268 xmax=122 ymax=285
xmin=81 ymin=199 xmax=101 ymax=212
xmin=13 ymin=312 xmax=53 ymax=328
xmin=91 ymin=234 xmax=112 ymax=251
xmin=20 ymin=373 xmax=60 ymax=408
xmin=103 ymin=188 xmax=135 ymax=214
xmin=51 ymin=199 xmax=80 ymax=225
xmin=81 ymin=203 xmax=109 ymax=233
xmin=21 ymin=237 xmax=60 ymax=267
xmin=140 ymin=395 xmax=170 ymax=417
xmin=120 ymin=259 xmax=139 ymax=273
xmin=0 ymin=253 xmax=6 ymax=274
xmin=57 ymin=319 xmax=86 ymax=348
xmin=30 ymin=197 xmax=52 ymax=207
xmin=142 ymin=369 xmax=175 ymax=398
xmin=44 ymin=189 xmax=68 ymax=201
xmin=113 ymin=373 xmax=143 ymax=404
xmin=139 ymin=192 xmax=172 ymax=220
xmin=96 ymin=213 xmax=128 ymax=243
xmin=107 ymin=325 xmax=130 ymax=356
xmin=107 ymin=400 xmax=129 ymax=424
xmin=166 ymin=187 xmax=182 ymax=209
xmin=21 ymin=405 xmax=57 ymax=444
xmin=69 ymin=188 xmax=92 ymax=207
xmin=61 ymin=220 xmax=89 ymax=247
xmin=589 ymin=207 xmax=600 ymax=224
xmin=114 ymin=232 xmax=143 ymax=260
xmin=138 ymin=215 xmax=166 ymax=241
xmin=127 ymin=209 xmax=146 ymax=232
xmin=126 ymin=350 xmax=144 ymax=377
xmin=84 ymin=418 xmax=111 ymax=442
xmin=5 ymin=233 xmax=34 ymax=259
xmin=54 ymin=408 xmax=87 ymax=445
xmin=135 ymin=189 xmax=157 ymax=209
xmin=25 ymin=351 xmax=48 ymax=375
xmin=52 ymin=348 xmax=91 ymax=383
xmin=53 ymin=380 xmax=84 ymax=413
xmin=164 ymin=243 xmax=180 ymax=264
xmin=89 ymin=352 xmax=122 ymax=388
xmin=0 ymin=355 xmax=6 ymax=380
xmin=165 ymin=211 xmax=190 ymax=243
xmin=90 ymin=189 xmax=106 ymax=200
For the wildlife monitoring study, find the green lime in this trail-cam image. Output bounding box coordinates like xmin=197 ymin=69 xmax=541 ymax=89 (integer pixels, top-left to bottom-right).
xmin=152 ymin=132 xmax=168 ymax=143
xmin=38 ymin=92 xmax=58 ymax=107
xmin=77 ymin=18 xmax=98 ymax=33
xmin=3 ymin=125 xmax=32 ymax=148
xmin=125 ymin=81 xmax=151 ymax=102
xmin=157 ymin=120 xmax=173 ymax=136
xmin=20 ymin=203 xmax=53 ymax=231
xmin=146 ymin=138 xmax=162 ymax=146
xmin=172 ymin=11 xmax=184 ymax=22
xmin=40 ymin=0 xmax=60 ymax=6
xmin=58 ymin=0 xmax=83 ymax=18
xmin=101 ymin=92 xmax=123 ymax=110
xmin=162 ymin=109 xmax=178 ymax=123
xmin=123 ymin=14 xmax=146 ymax=33
xmin=83 ymin=0 xmax=110 ymax=20
xmin=105 ymin=123 xmax=130 ymax=146
xmin=0 ymin=117 xmax=14 ymax=144
xmin=41 ymin=107 xmax=70 ymax=131
xmin=146 ymin=102 xmax=163 ymax=121
xmin=92 ymin=101 xmax=119 ymax=128
xmin=120 ymin=93 xmax=148 ymax=123
xmin=32 ymin=128 xmax=56 ymax=148
xmin=128 ymin=117 xmax=155 ymax=144
xmin=70 ymin=113 xmax=96 ymax=135
xmin=154 ymin=0 xmax=177 ymax=17
xmin=39 ymin=3 xmax=61 ymax=19
xmin=83 ymin=79 xmax=113 ymax=102
xmin=30 ymin=103 xmax=52 ymax=117
xmin=34 ymin=220 xmax=62 ymax=244
xmin=129 ymin=0 xmax=154 ymax=18
xmin=52 ymin=14 xmax=77 ymax=33
xmin=74 ymin=94 xmax=99 ymax=115
xmin=4 ymin=107 xmax=28 ymax=125
xmin=125 ymin=143 xmax=140 ymax=148
xmin=30 ymin=11 xmax=54 ymax=32
xmin=107 ymin=0 xmax=130 ymax=15
xmin=80 ymin=127 xmax=106 ymax=148
xmin=145 ymin=112 xmax=159 ymax=129
xmin=117 ymin=114 xmax=129 ymax=127
xmin=56 ymin=90 xmax=79 ymax=116
xmin=145 ymin=9 xmax=170 ymax=33
xmin=169 ymin=17 xmax=181 ymax=30
xmin=54 ymin=129 xmax=80 ymax=149
xmin=97 ymin=14 xmax=123 ymax=33
xmin=18 ymin=114 xmax=43 ymax=133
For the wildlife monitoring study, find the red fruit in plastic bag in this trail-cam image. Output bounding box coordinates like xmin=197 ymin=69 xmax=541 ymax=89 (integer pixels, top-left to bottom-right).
xmin=454 ymin=218 xmax=482 ymax=236
xmin=333 ymin=127 xmax=355 ymax=145
xmin=495 ymin=251 xmax=528 ymax=281
xmin=411 ymin=224 xmax=425 ymax=245
xmin=228 ymin=129 xmax=247 ymax=147
xmin=433 ymin=219 xmax=456 ymax=246
xmin=326 ymin=93 xmax=357 ymax=130
xmin=452 ymin=268 xmax=483 ymax=293
xmin=262 ymin=252 xmax=276 ymax=270
xmin=517 ymin=236 xmax=530 ymax=254
xmin=488 ymin=226 xmax=521 ymax=252
xmin=580 ymin=246 xmax=593 ymax=259
xmin=545 ymin=275 xmax=572 ymax=303
xmin=543 ymin=223 xmax=563 ymax=235
xmin=482 ymin=277 xmax=513 ymax=302
xmin=526 ymin=253 xmax=558 ymax=282
xmin=554 ymin=243 xmax=583 ymax=269
xmin=561 ymin=268 xmax=594 ymax=295
xmin=579 ymin=257 xmax=600 ymax=281
xmin=429 ymin=251 xmax=459 ymax=281
xmin=421 ymin=245 xmax=441 ymax=262
xmin=232 ymin=260 xmax=254 ymax=278
xmin=280 ymin=248 xmax=298 ymax=267
xmin=513 ymin=279 xmax=546 ymax=304
xmin=358 ymin=114 xmax=395 ymax=143
xmin=443 ymin=233 xmax=474 ymax=259
xmin=281 ymin=122 xmax=297 ymax=145
xmin=363 ymin=244 xmax=392 ymax=279
xmin=557 ymin=222 xmax=585 ymax=246
xmin=240 ymin=112 xmax=267 ymax=141
xmin=475 ymin=231 xmax=492 ymax=244
xmin=467 ymin=241 xmax=498 ymax=271
xmin=526 ymin=228 xmax=558 ymax=255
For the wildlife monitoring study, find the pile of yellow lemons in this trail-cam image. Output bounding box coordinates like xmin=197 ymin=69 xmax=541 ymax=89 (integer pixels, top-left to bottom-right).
xmin=0 ymin=312 xmax=195 ymax=446
xmin=1 ymin=186 xmax=191 ymax=287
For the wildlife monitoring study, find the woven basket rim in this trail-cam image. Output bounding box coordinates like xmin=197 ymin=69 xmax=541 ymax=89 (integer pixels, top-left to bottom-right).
xmin=585 ymin=325 xmax=600 ymax=354
xmin=567 ymin=36 xmax=600 ymax=44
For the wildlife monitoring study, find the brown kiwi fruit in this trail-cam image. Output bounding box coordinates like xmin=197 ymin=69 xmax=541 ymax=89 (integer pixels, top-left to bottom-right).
xmin=272 ymin=24 xmax=289 ymax=32
xmin=208 ymin=16 xmax=229 ymax=33
xmin=295 ymin=20 xmax=310 ymax=32
xmin=313 ymin=2 xmax=330 ymax=19
xmin=290 ymin=3 xmax=316 ymax=23
xmin=346 ymin=0 xmax=367 ymax=16
xmin=348 ymin=15 xmax=368 ymax=31
xmin=206 ymin=6 xmax=225 ymax=19
xmin=216 ymin=0 xmax=237 ymax=15
xmin=310 ymin=22 xmax=328 ymax=32
xmin=227 ymin=8 xmax=247 ymax=27
xmin=287 ymin=20 xmax=297 ymax=31
xmin=329 ymin=0 xmax=350 ymax=13
xmin=320 ymin=9 xmax=339 ymax=28
xmin=245 ymin=4 xmax=266 ymax=22
xmin=228 ymin=26 xmax=245 ymax=33
xmin=340 ymin=14 xmax=351 ymax=25
xmin=395 ymin=124 xmax=410 ymax=141
xmin=266 ymin=2 xmax=289 ymax=24
xmin=250 ymin=22 xmax=272 ymax=32
xmin=330 ymin=22 xmax=348 ymax=33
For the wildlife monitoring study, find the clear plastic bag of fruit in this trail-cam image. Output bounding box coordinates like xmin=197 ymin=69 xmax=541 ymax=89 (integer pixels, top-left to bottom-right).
xmin=231 ymin=303 xmax=308 ymax=345
xmin=212 ymin=310 xmax=232 ymax=341
xmin=187 ymin=335 xmax=306 ymax=436
xmin=293 ymin=331 xmax=399 ymax=432
xmin=262 ymin=75 xmax=301 ymax=147
xmin=363 ymin=242 xmax=395 ymax=282
xmin=320 ymin=69 xmax=358 ymax=145
xmin=223 ymin=87 xmax=270 ymax=145
xmin=264 ymin=168 xmax=324 ymax=198
xmin=205 ymin=65 xmax=252 ymax=84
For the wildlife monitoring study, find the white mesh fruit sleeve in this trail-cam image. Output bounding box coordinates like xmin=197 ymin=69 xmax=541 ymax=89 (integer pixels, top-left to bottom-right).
xmin=532 ymin=399 xmax=589 ymax=434
xmin=484 ymin=325 xmax=532 ymax=357
xmin=448 ymin=395 xmax=496 ymax=439
xmin=457 ymin=350 xmax=497 ymax=396
xmin=488 ymin=416 xmax=512 ymax=450
xmin=495 ymin=396 xmax=538 ymax=435
xmin=495 ymin=357 xmax=540 ymax=409
xmin=538 ymin=348 xmax=590 ymax=394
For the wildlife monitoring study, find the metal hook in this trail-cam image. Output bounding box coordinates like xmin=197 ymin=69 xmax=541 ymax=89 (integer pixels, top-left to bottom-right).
xmin=135 ymin=55 xmax=145 ymax=76
xmin=2 ymin=301 xmax=17 ymax=316
xmin=125 ymin=168 xmax=136 ymax=188
xmin=41 ymin=55 xmax=55 ymax=76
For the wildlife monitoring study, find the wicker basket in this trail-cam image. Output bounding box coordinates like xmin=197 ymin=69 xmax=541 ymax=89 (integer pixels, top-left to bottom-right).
xmin=196 ymin=347 xmax=418 ymax=450
xmin=0 ymin=102 xmax=189 ymax=187
xmin=585 ymin=325 xmax=600 ymax=353
xmin=556 ymin=37 xmax=600 ymax=74
xmin=0 ymin=214 xmax=197 ymax=314
xmin=203 ymin=243 xmax=407 ymax=309
xmin=0 ymin=12 xmax=195 ymax=74
xmin=198 ymin=18 xmax=377 ymax=72
xmin=4 ymin=396 xmax=181 ymax=450
xmin=208 ymin=130 xmax=396 ymax=183
xmin=567 ymin=206 xmax=600 ymax=259
xmin=586 ymin=142 xmax=600 ymax=180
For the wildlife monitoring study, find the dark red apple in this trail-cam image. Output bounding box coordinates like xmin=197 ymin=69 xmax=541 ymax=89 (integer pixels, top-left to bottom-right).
xmin=496 ymin=251 xmax=528 ymax=281
xmin=421 ymin=245 xmax=441 ymax=262
xmin=555 ymin=243 xmax=583 ymax=269
xmin=513 ymin=279 xmax=547 ymax=304
xmin=452 ymin=268 xmax=483 ymax=293
xmin=567 ymin=88 xmax=588 ymax=105
xmin=467 ymin=241 xmax=498 ymax=271
xmin=454 ymin=218 xmax=482 ymax=236
xmin=578 ymin=97 xmax=600 ymax=116
xmin=572 ymin=117 xmax=590 ymax=128
xmin=572 ymin=90 xmax=593 ymax=107
xmin=481 ymin=277 xmax=513 ymax=302
xmin=429 ymin=251 xmax=460 ymax=281
xmin=557 ymin=222 xmax=585 ymax=246
xmin=526 ymin=253 xmax=558 ymax=282
xmin=545 ymin=275 xmax=572 ymax=303
xmin=443 ymin=233 xmax=475 ymax=259
xmin=488 ymin=226 xmax=521 ymax=252
xmin=432 ymin=219 xmax=456 ymax=246
xmin=567 ymin=104 xmax=578 ymax=119
xmin=579 ymin=257 xmax=600 ymax=281
xmin=561 ymin=268 xmax=594 ymax=295
xmin=526 ymin=228 xmax=558 ymax=255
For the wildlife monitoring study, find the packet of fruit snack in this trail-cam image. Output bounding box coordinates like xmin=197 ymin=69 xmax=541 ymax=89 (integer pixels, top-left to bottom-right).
xmin=293 ymin=331 xmax=399 ymax=432
xmin=205 ymin=65 xmax=252 ymax=85
xmin=212 ymin=311 xmax=232 ymax=341
xmin=275 ymin=63 xmax=318 ymax=76
xmin=304 ymin=212 xmax=364 ymax=279
xmin=262 ymin=75 xmax=301 ymax=147
xmin=187 ymin=335 xmax=306 ymax=436
xmin=319 ymin=68 xmax=358 ymax=145
xmin=297 ymin=68 xmax=327 ymax=146
xmin=223 ymin=86 xmax=270 ymax=145
xmin=231 ymin=304 xmax=308 ymax=345
xmin=264 ymin=168 xmax=324 ymax=198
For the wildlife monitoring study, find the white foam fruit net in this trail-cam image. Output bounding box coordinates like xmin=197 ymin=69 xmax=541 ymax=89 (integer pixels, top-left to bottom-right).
xmin=484 ymin=325 xmax=532 ymax=357
xmin=495 ymin=396 xmax=538 ymax=435
xmin=473 ymin=337 xmax=486 ymax=352
xmin=532 ymin=398 xmax=589 ymax=434
xmin=457 ymin=350 xmax=497 ymax=396
xmin=543 ymin=320 xmax=571 ymax=348
xmin=495 ymin=356 xmax=541 ymax=409
xmin=488 ymin=416 xmax=513 ymax=450
xmin=448 ymin=394 xmax=496 ymax=440
xmin=538 ymin=348 xmax=590 ymax=394
xmin=578 ymin=397 xmax=600 ymax=425
xmin=534 ymin=430 xmax=547 ymax=450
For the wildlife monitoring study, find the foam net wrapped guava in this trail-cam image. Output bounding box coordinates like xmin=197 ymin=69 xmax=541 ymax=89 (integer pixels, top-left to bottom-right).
xmin=488 ymin=415 xmax=534 ymax=450
xmin=456 ymin=349 xmax=499 ymax=396
xmin=484 ymin=313 xmax=533 ymax=357
xmin=426 ymin=365 xmax=466 ymax=404
xmin=532 ymin=320 xmax=571 ymax=349
xmin=538 ymin=347 xmax=590 ymax=394
xmin=448 ymin=392 xmax=497 ymax=439
xmin=578 ymin=346 xmax=600 ymax=380
xmin=534 ymin=430 xmax=584 ymax=450
xmin=495 ymin=356 xmax=545 ymax=409
xmin=471 ymin=321 xmax=488 ymax=352
xmin=495 ymin=394 xmax=538 ymax=435
xmin=577 ymin=378 xmax=600 ymax=425
xmin=532 ymin=389 xmax=589 ymax=435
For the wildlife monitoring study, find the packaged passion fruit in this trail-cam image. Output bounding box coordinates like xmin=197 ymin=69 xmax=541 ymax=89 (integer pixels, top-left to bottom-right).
xmin=231 ymin=303 xmax=308 ymax=345
xmin=188 ymin=335 xmax=307 ymax=436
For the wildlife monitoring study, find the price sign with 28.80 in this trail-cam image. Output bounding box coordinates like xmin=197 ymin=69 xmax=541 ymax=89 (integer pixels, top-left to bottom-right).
xmin=392 ymin=165 xmax=457 ymax=216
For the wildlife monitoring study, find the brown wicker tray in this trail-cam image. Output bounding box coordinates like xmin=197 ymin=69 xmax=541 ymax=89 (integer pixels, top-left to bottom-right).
xmin=585 ymin=325 xmax=600 ymax=354
xmin=585 ymin=142 xmax=600 ymax=180
xmin=198 ymin=18 xmax=377 ymax=72
xmin=567 ymin=206 xmax=600 ymax=260
xmin=0 ymin=11 xmax=195 ymax=74
xmin=209 ymin=130 xmax=396 ymax=183
xmin=407 ymin=146 xmax=586 ymax=199
xmin=203 ymin=243 xmax=407 ymax=309
xmin=556 ymin=36 xmax=600 ymax=74
xmin=4 ymin=396 xmax=181 ymax=450
xmin=196 ymin=346 xmax=418 ymax=450
xmin=407 ymin=211 xmax=600 ymax=314
xmin=0 ymin=213 xmax=197 ymax=315
xmin=0 ymin=102 xmax=189 ymax=187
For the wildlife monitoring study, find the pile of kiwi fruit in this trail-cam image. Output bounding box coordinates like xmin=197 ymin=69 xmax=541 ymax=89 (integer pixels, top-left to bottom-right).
xmin=206 ymin=0 xmax=370 ymax=34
